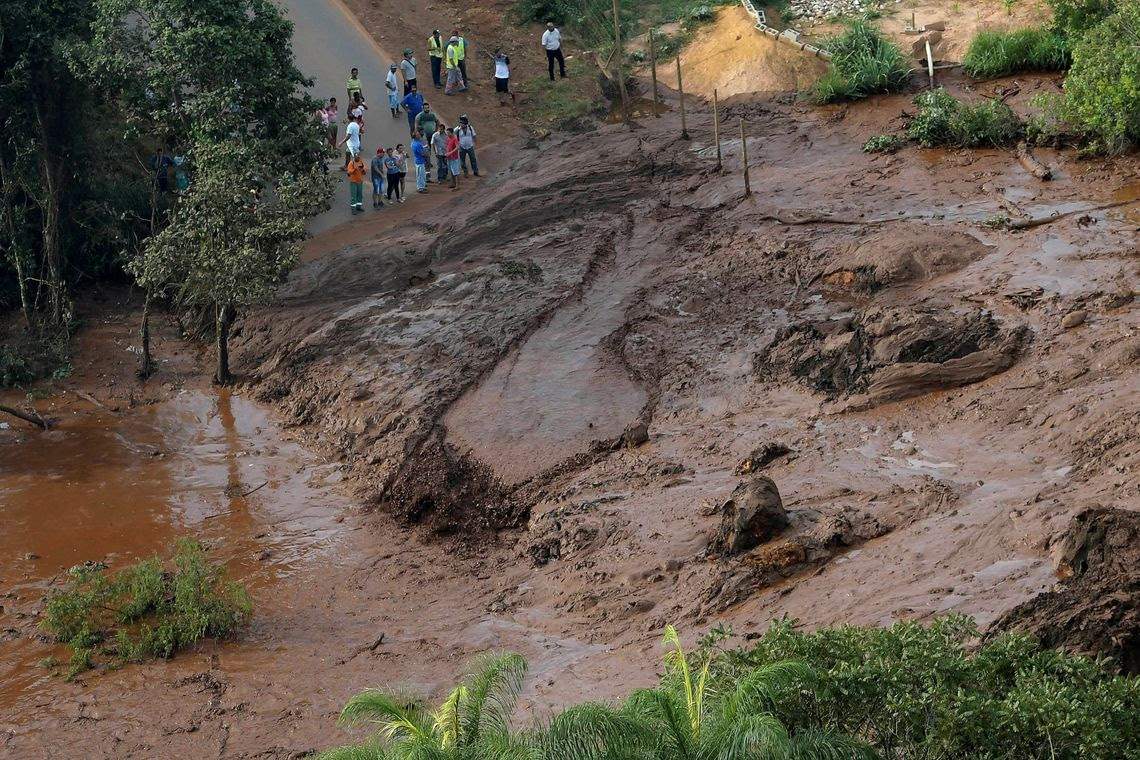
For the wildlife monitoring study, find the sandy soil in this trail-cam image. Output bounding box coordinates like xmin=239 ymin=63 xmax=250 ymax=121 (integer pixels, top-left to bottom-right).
xmin=2 ymin=4 xmax=1139 ymax=759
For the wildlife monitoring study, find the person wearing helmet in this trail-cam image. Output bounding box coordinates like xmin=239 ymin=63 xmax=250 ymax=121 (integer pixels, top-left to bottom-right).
xmin=400 ymin=49 xmax=418 ymax=95
xmin=444 ymin=36 xmax=466 ymax=95
xmin=427 ymin=29 xmax=445 ymax=88
xmin=451 ymin=28 xmax=469 ymax=84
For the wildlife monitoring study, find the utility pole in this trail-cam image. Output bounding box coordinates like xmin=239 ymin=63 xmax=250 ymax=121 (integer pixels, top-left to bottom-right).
xmin=612 ymin=0 xmax=630 ymax=125
xmin=676 ymin=56 xmax=688 ymax=139
xmin=649 ymin=29 xmax=660 ymax=116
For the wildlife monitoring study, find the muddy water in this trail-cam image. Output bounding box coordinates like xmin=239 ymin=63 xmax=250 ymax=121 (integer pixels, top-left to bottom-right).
xmin=0 ymin=390 xmax=350 ymax=712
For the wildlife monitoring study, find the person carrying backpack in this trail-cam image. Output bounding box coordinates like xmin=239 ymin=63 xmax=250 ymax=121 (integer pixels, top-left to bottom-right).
xmin=456 ymin=115 xmax=478 ymax=177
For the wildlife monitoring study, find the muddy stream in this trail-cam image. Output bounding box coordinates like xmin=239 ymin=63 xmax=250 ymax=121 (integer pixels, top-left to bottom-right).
xmin=0 ymin=390 xmax=353 ymax=716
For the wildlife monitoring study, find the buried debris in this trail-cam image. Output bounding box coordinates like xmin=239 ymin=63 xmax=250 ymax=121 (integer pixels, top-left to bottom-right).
xmin=756 ymin=306 xmax=1030 ymax=410
xmin=711 ymin=475 xmax=790 ymax=556
xmin=990 ymin=508 xmax=1140 ymax=674
xmin=734 ymin=442 xmax=792 ymax=475
xmin=1016 ymin=141 xmax=1053 ymax=181
xmin=820 ymin=226 xmax=991 ymax=295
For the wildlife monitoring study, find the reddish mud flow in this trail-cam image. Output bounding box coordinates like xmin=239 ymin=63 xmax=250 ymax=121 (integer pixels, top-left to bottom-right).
xmin=0 ymin=390 xmax=351 ymax=714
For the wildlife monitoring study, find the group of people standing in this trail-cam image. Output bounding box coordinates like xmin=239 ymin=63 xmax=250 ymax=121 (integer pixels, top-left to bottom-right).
xmin=316 ymin=20 xmax=569 ymax=214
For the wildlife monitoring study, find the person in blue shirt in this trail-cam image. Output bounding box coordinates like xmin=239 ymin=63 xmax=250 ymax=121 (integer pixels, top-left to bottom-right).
xmin=410 ymin=131 xmax=430 ymax=193
xmin=401 ymin=85 xmax=424 ymax=139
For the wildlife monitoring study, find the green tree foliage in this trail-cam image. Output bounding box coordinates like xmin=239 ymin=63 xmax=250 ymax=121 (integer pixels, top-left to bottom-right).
xmin=40 ymin=539 xmax=251 ymax=679
xmin=131 ymin=139 xmax=329 ymax=384
xmin=1048 ymin=0 xmax=1118 ymax=36
xmin=812 ymin=21 xmax=911 ymax=104
xmin=1062 ymin=0 xmax=1140 ymax=152
xmin=320 ymin=618 xmax=1140 ymax=759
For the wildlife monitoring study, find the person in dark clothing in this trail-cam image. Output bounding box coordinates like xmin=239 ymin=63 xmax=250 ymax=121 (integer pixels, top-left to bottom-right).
xmin=151 ymin=148 xmax=173 ymax=192
xmin=541 ymin=23 xmax=566 ymax=81
xmin=369 ymin=148 xmax=386 ymax=209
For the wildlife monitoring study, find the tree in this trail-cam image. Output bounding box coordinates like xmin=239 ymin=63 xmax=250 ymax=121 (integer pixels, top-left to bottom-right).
xmin=130 ymin=139 xmax=328 ymax=384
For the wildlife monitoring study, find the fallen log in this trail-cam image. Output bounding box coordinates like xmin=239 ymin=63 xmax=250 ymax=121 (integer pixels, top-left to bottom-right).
xmin=0 ymin=403 xmax=48 ymax=429
xmin=1017 ymin=141 xmax=1053 ymax=181
xmin=1006 ymin=199 xmax=1139 ymax=230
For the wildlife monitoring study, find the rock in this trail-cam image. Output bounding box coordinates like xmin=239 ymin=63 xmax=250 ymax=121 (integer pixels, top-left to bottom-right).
xmin=1061 ymin=310 xmax=1087 ymax=329
xmin=713 ymin=476 xmax=789 ymax=555
xmin=734 ymin=442 xmax=792 ymax=475
xmin=622 ymin=422 xmax=649 ymax=448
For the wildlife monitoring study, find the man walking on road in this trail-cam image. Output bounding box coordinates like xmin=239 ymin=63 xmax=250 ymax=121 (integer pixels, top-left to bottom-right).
xmin=456 ymin=115 xmax=478 ymax=177
xmin=445 ymin=37 xmax=466 ymax=95
xmin=431 ymin=122 xmax=449 ymax=184
xmin=385 ymin=64 xmax=400 ymax=117
xmin=401 ymin=85 xmax=423 ymax=138
xmin=400 ymin=49 xmax=418 ymax=95
xmin=542 ymin=23 xmax=566 ymax=81
xmin=451 ymin=28 xmax=469 ymax=85
xmin=427 ymin=30 xmax=445 ymax=88
xmin=338 ymin=112 xmax=362 ymax=169
xmin=411 ymin=131 xmax=430 ymax=192
xmin=346 ymin=67 xmax=364 ymax=102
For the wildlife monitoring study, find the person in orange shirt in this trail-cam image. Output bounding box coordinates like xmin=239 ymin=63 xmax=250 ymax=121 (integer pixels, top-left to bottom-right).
xmin=346 ymin=153 xmax=366 ymax=214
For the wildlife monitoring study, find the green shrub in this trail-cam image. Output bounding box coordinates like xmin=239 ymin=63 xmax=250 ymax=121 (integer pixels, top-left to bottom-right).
xmin=908 ymin=88 xmax=1024 ymax=147
xmin=863 ymin=133 xmax=907 ymax=152
xmin=40 ymin=539 xmax=251 ymax=678
xmin=1026 ymin=92 xmax=1073 ymax=145
xmin=813 ymin=20 xmax=911 ymax=103
xmin=963 ymin=27 xmax=1071 ymax=78
xmin=1062 ymin=0 xmax=1140 ymax=153
xmin=1048 ymin=0 xmax=1117 ymax=36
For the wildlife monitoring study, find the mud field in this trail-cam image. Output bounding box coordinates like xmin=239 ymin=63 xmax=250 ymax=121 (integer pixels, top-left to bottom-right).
xmin=2 ymin=18 xmax=1139 ymax=760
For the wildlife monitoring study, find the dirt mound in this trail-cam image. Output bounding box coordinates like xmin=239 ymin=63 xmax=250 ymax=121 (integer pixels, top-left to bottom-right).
xmin=757 ymin=306 xmax=1029 ymax=409
xmin=658 ymin=6 xmax=828 ymax=98
xmin=822 ymin=227 xmax=991 ymax=295
xmin=992 ymin=508 xmax=1140 ymax=674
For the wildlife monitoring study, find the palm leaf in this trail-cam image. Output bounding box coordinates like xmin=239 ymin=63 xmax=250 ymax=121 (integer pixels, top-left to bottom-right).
xmin=625 ymin=688 xmax=694 ymax=757
xmin=539 ymin=702 xmax=656 ymax=759
xmin=457 ymin=651 xmax=528 ymax=744
xmin=432 ymin=686 xmax=465 ymax=749
xmin=312 ymin=742 xmax=389 ymax=760
xmin=338 ymin=689 xmax=433 ymax=745
xmin=778 ymin=728 xmax=879 ymax=760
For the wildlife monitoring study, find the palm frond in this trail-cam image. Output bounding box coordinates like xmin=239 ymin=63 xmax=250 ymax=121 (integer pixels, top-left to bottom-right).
xmin=458 ymin=651 xmax=528 ymax=744
xmin=726 ymin=661 xmax=818 ymax=718
xmin=703 ymin=712 xmax=789 ymax=759
xmin=468 ymin=730 xmax=542 ymax=760
xmin=312 ymin=742 xmax=389 ymax=760
xmin=778 ymin=728 xmax=879 ymax=760
xmin=539 ymin=702 xmax=657 ymax=759
xmin=338 ymin=689 xmax=433 ymax=745
xmin=433 ymin=686 xmax=465 ymax=749
xmin=624 ymin=688 xmax=693 ymax=757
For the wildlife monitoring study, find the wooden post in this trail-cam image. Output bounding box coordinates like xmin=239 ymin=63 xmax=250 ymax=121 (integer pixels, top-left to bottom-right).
xmin=612 ymin=0 xmax=631 ymax=125
xmin=677 ymin=56 xmax=689 ymax=139
xmin=649 ymin=29 xmax=660 ymax=116
xmin=925 ymin=39 xmax=935 ymax=89
xmin=713 ymin=88 xmax=721 ymax=171
xmin=740 ymin=117 xmax=750 ymax=196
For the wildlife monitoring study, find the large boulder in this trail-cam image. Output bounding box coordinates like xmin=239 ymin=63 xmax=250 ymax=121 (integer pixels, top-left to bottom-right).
xmin=713 ymin=476 xmax=789 ymax=555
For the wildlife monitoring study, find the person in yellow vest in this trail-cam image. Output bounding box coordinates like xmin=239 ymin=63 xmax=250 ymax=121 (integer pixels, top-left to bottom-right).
xmin=427 ymin=29 xmax=444 ymax=88
xmin=451 ymin=28 xmax=468 ymax=85
xmin=444 ymin=36 xmax=467 ymax=95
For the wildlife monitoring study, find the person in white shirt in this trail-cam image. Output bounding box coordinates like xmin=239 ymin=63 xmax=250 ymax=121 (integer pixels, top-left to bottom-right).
xmin=338 ymin=112 xmax=362 ymax=170
xmin=456 ymin=114 xmax=478 ymax=177
xmin=492 ymin=47 xmax=512 ymax=106
xmin=541 ymin=22 xmax=565 ymax=81
xmin=385 ymin=63 xmax=400 ymax=118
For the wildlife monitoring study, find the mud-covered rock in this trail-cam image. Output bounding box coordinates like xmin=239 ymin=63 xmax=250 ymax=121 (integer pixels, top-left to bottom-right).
xmin=712 ymin=476 xmax=789 ymax=555
xmin=734 ymin=442 xmax=792 ymax=475
xmin=756 ymin=305 xmax=1029 ymax=408
xmin=822 ymin=227 xmax=990 ymax=295
xmin=622 ymin=421 xmax=650 ymax=448
xmin=991 ymin=508 xmax=1140 ymax=674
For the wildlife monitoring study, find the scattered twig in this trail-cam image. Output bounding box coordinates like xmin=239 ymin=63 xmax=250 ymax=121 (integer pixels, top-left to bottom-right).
xmin=241 ymin=481 xmax=268 ymax=497
xmin=1005 ymin=199 xmax=1137 ymax=230
xmin=1016 ymin=141 xmax=1053 ymax=181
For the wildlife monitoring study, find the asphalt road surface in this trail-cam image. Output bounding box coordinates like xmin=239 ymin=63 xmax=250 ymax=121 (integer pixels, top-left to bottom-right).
xmin=281 ymin=0 xmax=420 ymax=233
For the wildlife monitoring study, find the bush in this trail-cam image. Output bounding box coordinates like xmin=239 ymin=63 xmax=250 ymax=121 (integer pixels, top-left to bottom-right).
xmin=908 ymin=88 xmax=1024 ymax=147
xmin=963 ymin=28 xmax=1071 ymax=78
xmin=813 ymin=20 xmax=911 ymax=103
xmin=1026 ymin=92 xmax=1073 ymax=145
xmin=40 ymin=539 xmax=251 ymax=679
xmin=1048 ymin=0 xmax=1118 ymax=36
xmin=1062 ymin=0 xmax=1140 ymax=153
xmin=863 ymin=133 xmax=907 ymax=153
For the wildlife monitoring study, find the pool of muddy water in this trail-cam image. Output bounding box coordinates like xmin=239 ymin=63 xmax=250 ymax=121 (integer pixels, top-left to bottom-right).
xmin=0 ymin=390 xmax=350 ymax=711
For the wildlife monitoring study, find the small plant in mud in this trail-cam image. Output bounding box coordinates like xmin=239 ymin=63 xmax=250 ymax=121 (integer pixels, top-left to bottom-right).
xmin=812 ymin=20 xmax=911 ymax=104
xmin=907 ymin=88 xmax=1024 ymax=148
xmin=862 ymin=133 xmax=907 ymax=153
xmin=499 ymin=259 xmax=544 ymax=280
xmin=40 ymin=539 xmax=251 ymax=680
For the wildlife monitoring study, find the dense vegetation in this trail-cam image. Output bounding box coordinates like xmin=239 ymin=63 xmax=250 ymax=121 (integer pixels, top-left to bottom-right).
xmin=962 ymin=28 xmax=1070 ymax=79
xmin=0 ymin=0 xmax=329 ymax=387
xmin=316 ymin=616 xmax=1140 ymax=759
xmin=812 ymin=21 xmax=910 ymax=104
xmin=40 ymin=539 xmax=251 ymax=680
xmin=1062 ymin=0 xmax=1140 ymax=152
xmin=905 ymin=88 xmax=1024 ymax=148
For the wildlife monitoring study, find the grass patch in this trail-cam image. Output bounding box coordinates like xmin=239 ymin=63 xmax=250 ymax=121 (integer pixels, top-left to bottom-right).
xmin=907 ymin=88 xmax=1024 ymax=147
xmin=863 ymin=133 xmax=907 ymax=153
xmin=0 ymin=329 xmax=72 ymax=388
xmin=317 ymin=616 xmax=1140 ymax=759
xmin=963 ymin=27 xmax=1071 ymax=78
xmin=40 ymin=539 xmax=251 ymax=679
xmin=812 ymin=20 xmax=911 ymax=104
xmin=521 ymin=59 xmax=603 ymax=132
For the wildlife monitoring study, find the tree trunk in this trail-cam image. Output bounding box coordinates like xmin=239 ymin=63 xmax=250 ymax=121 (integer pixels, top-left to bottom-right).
xmin=138 ymin=292 xmax=154 ymax=379
xmin=0 ymin=158 xmax=32 ymax=328
xmin=214 ymin=303 xmax=235 ymax=385
xmin=32 ymin=83 xmax=68 ymax=327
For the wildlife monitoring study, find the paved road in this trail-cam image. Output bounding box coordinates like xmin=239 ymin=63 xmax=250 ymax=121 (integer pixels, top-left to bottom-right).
xmin=281 ymin=0 xmax=418 ymax=233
